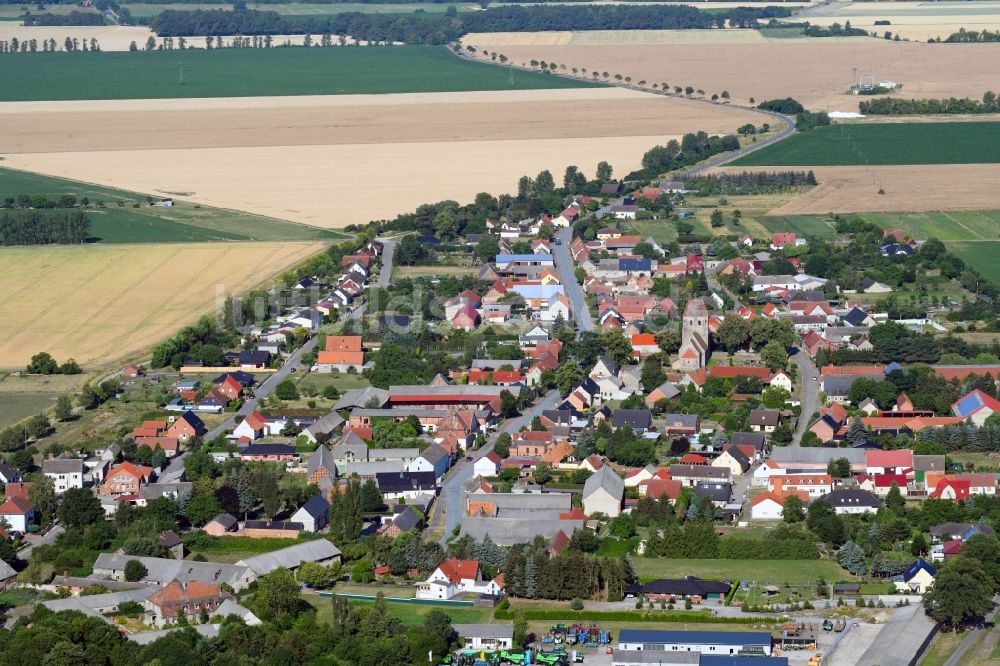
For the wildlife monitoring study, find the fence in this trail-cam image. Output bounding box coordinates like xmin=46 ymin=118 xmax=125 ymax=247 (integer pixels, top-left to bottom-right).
xmin=318 ymin=592 xmax=474 ymax=607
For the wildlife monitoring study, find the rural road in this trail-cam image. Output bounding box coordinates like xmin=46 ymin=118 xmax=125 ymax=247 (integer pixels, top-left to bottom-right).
xmin=432 ymin=389 xmax=562 ymax=544
xmin=791 ymin=349 xmax=820 ymax=447
xmin=452 ymin=44 xmax=798 ymax=173
xmin=160 ymin=335 xmax=320 ymax=482
xmin=554 ymin=227 xmax=594 ymax=332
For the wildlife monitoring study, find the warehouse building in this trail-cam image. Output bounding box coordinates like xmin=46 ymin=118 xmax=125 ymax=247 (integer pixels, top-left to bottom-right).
xmin=617 ymin=630 xmax=773 ymax=657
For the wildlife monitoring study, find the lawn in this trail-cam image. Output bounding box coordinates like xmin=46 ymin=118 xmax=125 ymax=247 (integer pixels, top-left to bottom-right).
xmin=0 ymin=46 xmax=599 ymax=102
xmin=0 ymin=168 xmax=342 ymax=243
xmin=731 ymin=122 xmax=1000 ymax=166
xmin=920 ymin=629 xmax=967 ymax=666
xmin=392 ymin=265 xmax=478 ymax=282
xmin=0 ymin=394 xmax=55 ymax=430
xmin=632 ymin=558 xmax=849 ymax=585
xmin=305 ymin=593 xmax=493 ymax=627
xmin=185 ymin=535 xmax=314 ymax=563
xmin=296 ymin=372 xmax=370 ymax=394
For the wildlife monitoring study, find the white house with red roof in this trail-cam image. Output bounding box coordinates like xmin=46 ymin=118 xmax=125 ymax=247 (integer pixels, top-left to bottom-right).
xmin=473 ymin=453 xmax=502 ymax=478
xmin=416 ymin=558 xmax=503 ymax=600
xmin=233 ymin=411 xmax=267 ymax=442
xmin=0 ymin=496 xmax=36 ymax=532
xmin=865 ymin=449 xmax=913 ymax=476
xmin=931 ymin=477 xmax=970 ymax=501
xmin=751 ymin=491 xmax=809 ymax=521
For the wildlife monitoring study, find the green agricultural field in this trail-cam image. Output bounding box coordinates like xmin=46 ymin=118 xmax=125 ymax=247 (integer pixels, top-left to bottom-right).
xmin=760 ymin=214 xmax=837 ymax=238
xmin=948 ymin=241 xmax=1000 ymax=285
xmin=732 ymin=122 xmax=1000 ymax=166
xmin=0 ymin=46 xmax=598 ymax=102
xmin=761 ymin=209 xmax=1000 ymax=284
xmin=632 ymin=558 xmax=850 ymax=585
xmin=0 ymin=168 xmax=342 ymax=243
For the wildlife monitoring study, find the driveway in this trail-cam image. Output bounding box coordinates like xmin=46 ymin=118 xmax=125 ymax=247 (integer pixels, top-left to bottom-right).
xmin=791 ymin=348 xmax=820 ymax=447
xmin=375 ymin=237 xmax=396 ymax=289
xmin=553 ymin=227 xmax=593 ymax=332
xmin=432 ymin=390 xmax=562 ymax=544
xmin=19 ymin=524 xmax=64 ymax=561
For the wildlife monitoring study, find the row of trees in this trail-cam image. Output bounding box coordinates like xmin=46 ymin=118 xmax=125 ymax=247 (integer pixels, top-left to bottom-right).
xmin=0 ymin=211 xmax=90 ymax=246
xmin=859 ymin=91 xmax=1000 ymax=115
xmin=683 ymin=170 xmax=817 ymax=196
xmin=23 ymin=10 xmax=105 ymax=26
xmin=149 ymin=4 xmax=791 ymax=40
xmin=0 ymin=37 xmax=100 ymax=53
xmin=944 ymin=28 xmax=1000 ymax=42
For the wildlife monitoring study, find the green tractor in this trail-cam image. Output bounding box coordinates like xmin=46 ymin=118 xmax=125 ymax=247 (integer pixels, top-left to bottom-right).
xmin=536 ymin=650 xmax=568 ymax=665
xmin=498 ymin=651 xmax=528 ymax=665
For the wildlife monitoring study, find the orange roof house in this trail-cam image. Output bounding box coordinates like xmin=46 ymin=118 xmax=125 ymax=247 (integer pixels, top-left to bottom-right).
xmin=541 ymin=440 xmax=575 ymax=465
xmin=102 ymin=461 xmax=154 ymax=496
xmin=318 ymin=336 xmax=364 ymax=367
xmin=145 ymin=580 xmax=231 ymax=626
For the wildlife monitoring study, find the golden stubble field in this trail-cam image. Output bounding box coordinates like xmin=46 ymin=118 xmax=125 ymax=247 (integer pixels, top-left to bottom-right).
xmin=787 ymin=0 xmax=1000 ymax=42
xmin=1 ymin=88 xmax=761 ymax=228
xmin=464 ymin=33 xmax=1000 ymax=110
xmin=713 ymin=165 xmax=1000 ymax=215
xmin=0 ymin=242 xmax=323 ymax=369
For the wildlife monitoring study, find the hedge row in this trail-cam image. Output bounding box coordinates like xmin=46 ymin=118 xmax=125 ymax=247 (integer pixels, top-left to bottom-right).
xmin=494 ymin=606 xmax=783 ymax=624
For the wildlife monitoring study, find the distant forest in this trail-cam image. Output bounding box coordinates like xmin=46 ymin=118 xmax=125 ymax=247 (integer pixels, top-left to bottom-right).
xmin=149 ymin=5 xmax=792 ymax=40
xmin=0 ymin=211 xmax=91 ymax=245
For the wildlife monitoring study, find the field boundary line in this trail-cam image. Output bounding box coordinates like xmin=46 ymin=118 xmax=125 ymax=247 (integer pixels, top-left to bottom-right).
xmin=939 ymin=211 xmax=986 ymax=239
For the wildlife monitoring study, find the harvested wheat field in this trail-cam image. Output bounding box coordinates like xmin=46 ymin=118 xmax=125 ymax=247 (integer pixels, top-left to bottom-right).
xmin=0 ymin=242 xmax=323 ymax=369
xmin=717 ymin=165 xmax=1000 ymax=215
xmin=3 ymin=137 xmax=659 ymax=227
xmin=0 ymin=88 xmax=755 ymax=153
xmin=463 ymin=34 xmax=1000 ymax=109
xmin=789 ymin=0 xmax=1000 ymax=41
xmin=1 ymin=88 xmax=759 ymax=227
xmin=0 ymin=25 xmax=157 ymax=51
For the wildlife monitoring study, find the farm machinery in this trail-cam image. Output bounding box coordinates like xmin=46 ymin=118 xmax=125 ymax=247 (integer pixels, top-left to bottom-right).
xmin=543 ymin=623 xmax=611 ymax=648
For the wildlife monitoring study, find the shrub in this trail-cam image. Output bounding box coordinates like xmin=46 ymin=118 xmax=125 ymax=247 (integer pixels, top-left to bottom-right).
xmin=570 ymin=598 xmax=584 ymax=611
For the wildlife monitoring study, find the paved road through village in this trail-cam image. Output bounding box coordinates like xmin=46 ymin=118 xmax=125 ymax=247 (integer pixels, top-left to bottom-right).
xmin=432 ymin=390 xmax=562 ymax=545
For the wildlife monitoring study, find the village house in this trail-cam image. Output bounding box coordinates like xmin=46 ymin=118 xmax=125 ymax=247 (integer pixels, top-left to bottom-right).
xmin=0 ymin=496 xmax=36 ymax=532
xmin=316 ymin=335 xmax=365 ymax=372
xmin=143 ymin=580 xmax=232 ymax=628
xmin=167 ymin=411 xmax=206 ymax=441
xmin=102 ymin=461 xmax=154 ymax=496
xmin=42 ymin=458 xmax=84 ymax=493
xmin=416 ymin=558 xmax=504 ymax=600
xmin=582 ymin=466 xmax=625 ymax=517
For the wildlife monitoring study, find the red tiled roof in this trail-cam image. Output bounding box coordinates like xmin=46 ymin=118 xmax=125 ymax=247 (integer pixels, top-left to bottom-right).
xmin=0 ymin=496 xmax=34 ymax=515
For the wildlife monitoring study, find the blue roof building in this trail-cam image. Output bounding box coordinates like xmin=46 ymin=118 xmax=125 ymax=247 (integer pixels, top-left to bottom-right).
xmin=619 ymin=258 xmax=652 ymax=273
